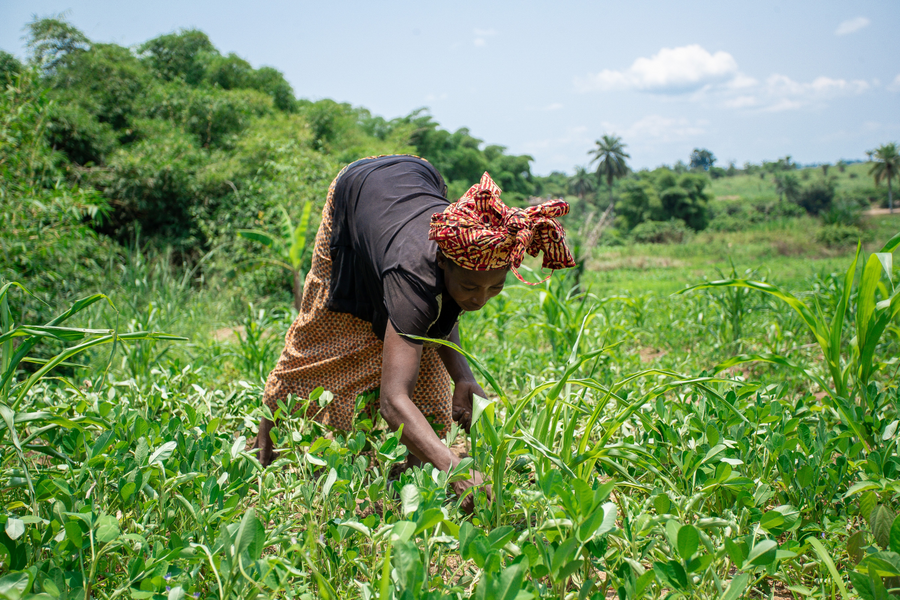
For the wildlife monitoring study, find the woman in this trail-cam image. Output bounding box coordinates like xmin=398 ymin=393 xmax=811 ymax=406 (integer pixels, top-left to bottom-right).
xmin=255 ymin=154 xmax=574 ymax=509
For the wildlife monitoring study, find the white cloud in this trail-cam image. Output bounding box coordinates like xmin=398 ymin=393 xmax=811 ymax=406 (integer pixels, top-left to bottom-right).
xmin=723 ymin=95 xmax=757 ymax=109
xmin=624 ymin=115 xmax=706 ymax=142
xmin=889 ymin=74 xmax=900 ymax=92
xmin=762 ymin=73 xmax=869 ymax=107
xmin=835 ymin=17 xmax=870 ymax=36
xmin=473 ymin=28 xmax=497 ymax=47
xmin=544 ymin=103 xmax=563 ymax=111
xmin=576 ymin=44 xmax=738 ymax=94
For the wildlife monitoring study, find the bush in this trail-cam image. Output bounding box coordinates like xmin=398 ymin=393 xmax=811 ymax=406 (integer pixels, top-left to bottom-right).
xmin=821 ymin=197 xmax=867 ymax=226
xmin=630 ymin=219 xmax=691 ymax=244
xmin=46 ymin=103 xmax=117 ymax=165
xmin=815 ymin=224 xmax=863 ymax=248
xmin=794 ymin=179 xmax=835 ymax=215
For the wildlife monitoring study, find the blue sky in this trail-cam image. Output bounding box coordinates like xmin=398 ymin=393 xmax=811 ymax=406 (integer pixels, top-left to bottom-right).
xmin=1 ymin=0 xmax=897 ymax=175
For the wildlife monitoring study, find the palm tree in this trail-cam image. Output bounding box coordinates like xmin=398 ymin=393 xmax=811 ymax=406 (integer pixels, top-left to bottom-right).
xmin=870 ymin=143 xmax=900 ymax=213
xmin=569 ymin=166 xmax=596 ymax=203
xmin=588 ymin=134 xmax=630 ymax=208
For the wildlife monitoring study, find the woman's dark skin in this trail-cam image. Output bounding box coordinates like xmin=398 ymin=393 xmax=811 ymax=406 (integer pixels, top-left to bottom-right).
xmin=380 ymin=253 xmax=507 ymax=512
xmin=257 ymin=252 xmax=507 ymax=513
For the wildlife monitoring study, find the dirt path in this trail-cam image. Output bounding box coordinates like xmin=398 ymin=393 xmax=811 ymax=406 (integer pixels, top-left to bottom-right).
xmin=863 ymin=207 xmax=897 ymax=216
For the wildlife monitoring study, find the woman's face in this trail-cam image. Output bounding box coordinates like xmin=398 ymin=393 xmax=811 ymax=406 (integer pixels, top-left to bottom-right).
xmin=438 ymin=253 xmax=508 ymax=312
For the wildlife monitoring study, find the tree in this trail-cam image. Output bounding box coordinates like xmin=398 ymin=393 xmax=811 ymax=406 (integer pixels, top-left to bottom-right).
xmin=774 ymin=173 xmax=800 ymax=203
xmin=569 ymin=166 xmax=596 ymax=202
xmin=689 ymin=148 xmax=716 ymax=171
xmin=26 ymin=16 xmax=89 ymax=74
xmin=588 ymin=134 xmax=630 ymax=207
xmin=870 ymin=143 xmax=899 ymax=213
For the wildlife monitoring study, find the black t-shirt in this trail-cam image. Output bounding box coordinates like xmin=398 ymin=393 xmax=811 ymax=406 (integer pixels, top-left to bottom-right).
xmin=327 ymin=155 xmax=462 ymax=342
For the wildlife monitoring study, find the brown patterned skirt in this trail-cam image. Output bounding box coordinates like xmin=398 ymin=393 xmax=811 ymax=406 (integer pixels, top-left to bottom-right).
xmin=262 ymin=166 xmax=453 ymax=434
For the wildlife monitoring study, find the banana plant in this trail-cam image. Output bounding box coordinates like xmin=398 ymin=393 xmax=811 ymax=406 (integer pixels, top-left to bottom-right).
xmin=237 ymin=201 xmax=314 ymax=310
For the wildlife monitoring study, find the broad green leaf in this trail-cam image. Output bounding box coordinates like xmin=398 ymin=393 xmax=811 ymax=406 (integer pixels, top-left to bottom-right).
xmin=64 ymin=520 xmax=83 ymax=549
xmin=847 ymin=530 xmax=867 ymax=565
xmin=677 ymin=525 xmax=699 ymax=560
xmin=4 ymin=518 xmax=24 ymax=540
xmin=95 ymin=515 xmax=120 ymax=544
xmin=871 ymin=505 xmax=895 ymax=550
xmin=652 ymin=560 xmax=688 ymax=591
xmin=746 ymin=539 xmax=777 ymax=567
xmin=90 ymin=430 xmax=114 ymax=460
xmin=167 ymin=586 xmax=186 ymax=600
xmin=149 ymin=441 xmax=177 ymax=465
xmin=230 ymin=435 xmax=246 ymax=459
xmin=891 ymin=514 xmax=900 ymax=554
xmin=488 ymin=526 xmax=516 ymax=550
xmin=0 ymin=571 xmax=32 ymax=599
xmin=492 ymin=555 xmax=530 ymax=600
xmin=400 ymin=484 xmax=420 ymax=515
xmin=322 ymin=468 xmax=338 ymax=497
xmin=390 ymin=520 xmax=416 ymax=542
xmin=721 ymin=573 xmax=749 ymax=600
xmin=235 ymin=509 xmax=265 ymax=560
xmin=414 ymin=508 xmax=444 ymax=535
xmin=759 ymin=511 xmax=785 ymax=532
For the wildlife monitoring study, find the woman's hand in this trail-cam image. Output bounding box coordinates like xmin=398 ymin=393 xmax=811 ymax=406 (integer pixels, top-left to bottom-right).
xmin=450 ymin=465 xmax=492 ymax=515
xmin=452 ymin=379 xmax=487 ymax=432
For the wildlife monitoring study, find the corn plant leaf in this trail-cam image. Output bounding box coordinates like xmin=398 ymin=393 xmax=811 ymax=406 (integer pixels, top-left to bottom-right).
xmin=808 ymin=537 xmax=852 ymax=600
xmin=879 ymin=230 xmax=900 ymax=254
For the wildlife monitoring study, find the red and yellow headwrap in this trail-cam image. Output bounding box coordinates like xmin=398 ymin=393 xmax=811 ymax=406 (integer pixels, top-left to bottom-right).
xmin=429 ymin=172 xmax=576 ymax=284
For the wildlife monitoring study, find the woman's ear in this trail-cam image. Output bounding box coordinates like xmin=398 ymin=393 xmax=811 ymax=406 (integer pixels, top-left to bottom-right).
xmin=436 ymin=250 xmax=449 ymax=271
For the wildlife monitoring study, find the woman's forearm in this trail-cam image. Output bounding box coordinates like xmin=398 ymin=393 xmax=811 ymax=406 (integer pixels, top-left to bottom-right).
xmin=380 ymin=393 xmax=459 ymax=471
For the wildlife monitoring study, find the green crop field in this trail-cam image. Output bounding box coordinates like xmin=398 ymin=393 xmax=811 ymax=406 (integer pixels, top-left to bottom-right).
xmin=2 ymin=17 xmax=900 ymax=600
xmin=3 ymin=222 xmax=899 ymax=600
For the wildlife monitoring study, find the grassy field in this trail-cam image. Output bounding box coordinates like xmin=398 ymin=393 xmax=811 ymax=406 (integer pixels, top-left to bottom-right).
xmin=708 ymin=162 xmax=884 ymax=204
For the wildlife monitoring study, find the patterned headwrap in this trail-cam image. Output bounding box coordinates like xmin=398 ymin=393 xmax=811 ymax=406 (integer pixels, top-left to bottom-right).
xmin=429 ymin=172 xmax=576 ymax=284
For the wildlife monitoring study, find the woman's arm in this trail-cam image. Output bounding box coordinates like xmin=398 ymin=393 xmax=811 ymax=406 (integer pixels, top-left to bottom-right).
xmin=436 ymin=323 xmax=485 ymax=432
xmin=381 ymin=321 xmax=487 ymax=512
xmin=380 ymin=320 xmax=460 ymax=471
